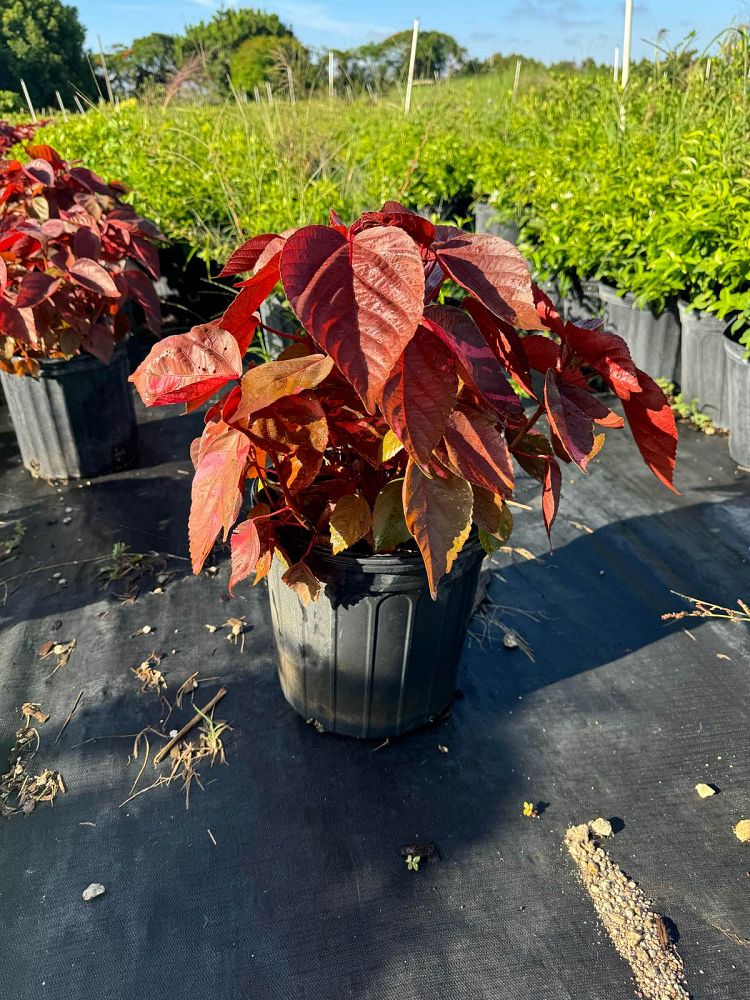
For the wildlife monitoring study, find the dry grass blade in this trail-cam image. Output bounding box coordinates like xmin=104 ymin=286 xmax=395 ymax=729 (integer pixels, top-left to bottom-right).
xmin=54 ymin=690 xmax=84 ymax=747
xmin=1 ymin=725 xmax=65 ymax=816
xmin=153 ymin=688 xmax=227 ymax=765
xmin=662 ymin=590 xmax=750 ymax=624
xmin=469 ymin=601 xmax=537 ymax=661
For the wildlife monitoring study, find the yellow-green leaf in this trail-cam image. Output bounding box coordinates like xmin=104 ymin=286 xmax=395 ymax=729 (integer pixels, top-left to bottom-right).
xmin=329 ymin=493 xmax=372 ymax=555
xmin=372 ymin=478 xmax=410 ymax=553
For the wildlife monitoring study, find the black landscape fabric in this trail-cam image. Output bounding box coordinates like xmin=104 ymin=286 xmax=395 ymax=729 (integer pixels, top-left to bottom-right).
xmin=0 ymin=398 xmax=748 ymax=1000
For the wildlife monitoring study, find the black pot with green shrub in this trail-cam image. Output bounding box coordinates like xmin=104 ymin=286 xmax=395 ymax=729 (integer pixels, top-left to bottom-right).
xmin=677 ymin=303 xmax=730 ymax=428
xmin=597 ymin=283 xmax=681 ymax=384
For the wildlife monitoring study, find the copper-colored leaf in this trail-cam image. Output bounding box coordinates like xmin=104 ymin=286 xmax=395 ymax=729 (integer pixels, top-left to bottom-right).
xmin=329 ymin=494 xmax=372 ymax=554
xmin=68 ymin=258 xmax=120 ymax=298
xmin=433 ymin=228 xmax=537 ymax=329
xmin=282 ymin=560 xmax=321 ymax=605
xmin=228 ymin=516 xmax=261 ymax=595
xmin=247 ymin=392 xmax=328 ymax=495
xmin=380 ymin=325 xmax=458 ymax=464
xmin=403 ymin=460 xmax=473 ymax=598
xmin=189 ymin=421 xmax=250 ymax=574
xmin=424 ymin=305 xmax=522 ymax=420
xmin=234 ymin=354 xmax=334 ymax=423
xmin=129 ymin=323 xmax=242 ymax=408
xmin=622 ymin=369 xmax=678 ymax=492
xmin=542 ymin=458 xmax=562 ymax=539
xmin=218 ymin=233 xmax=281 ymax=277
xmin=464 ymin=297 xmax=534 ymax=397
xmin=439 ymin=405 xmax=514 ymax=495
xmin=280 ymin=224 xmax=424 ymax=412
xmin=543 ymin=370 xmax=595 ymax=471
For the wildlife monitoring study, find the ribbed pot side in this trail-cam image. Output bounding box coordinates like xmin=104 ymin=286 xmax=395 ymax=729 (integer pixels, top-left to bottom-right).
xmin=598 ymin=284 xmax=681 ymax=384
xmin=724 ymin=338 xmax=750 ymax=467
xmin=0 ymin=343 xmax=137 ymax=479
xmin=677 ymin=304 xmax=730 ymax=428
xmin=267 ymin=536 xmax=484 ymax=739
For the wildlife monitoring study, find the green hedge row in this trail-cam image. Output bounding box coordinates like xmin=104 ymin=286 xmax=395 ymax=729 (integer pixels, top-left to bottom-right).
xmin=40 ymin=62 xmax=750 ymax=342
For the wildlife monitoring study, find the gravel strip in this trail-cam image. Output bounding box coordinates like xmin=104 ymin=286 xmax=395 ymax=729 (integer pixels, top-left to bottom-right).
xmin=565 ymin=823 xmax=690 ymax=1000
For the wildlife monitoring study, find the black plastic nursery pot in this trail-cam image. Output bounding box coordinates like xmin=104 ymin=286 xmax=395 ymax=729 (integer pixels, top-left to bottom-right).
xmin=474 ymin=202 xmax=520 ymax=244
xmin=564 ymin=279 xmax=601 ymax=324
xmin=678 ymin=303 xmax=730 ymax=428
xmin=597 ymin=283 xmax=681 ymax=384
xmin=724 ymin=337 xmax=750 ymax=467
xmin=267 ymin=534 xmax=484 ymax=739
xmin=0 ymin=342 xmax=137 ymax=480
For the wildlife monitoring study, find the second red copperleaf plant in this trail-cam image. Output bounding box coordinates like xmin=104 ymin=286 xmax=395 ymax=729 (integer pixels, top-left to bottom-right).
xmin=130 ymin=202 xmax=678 ymax=603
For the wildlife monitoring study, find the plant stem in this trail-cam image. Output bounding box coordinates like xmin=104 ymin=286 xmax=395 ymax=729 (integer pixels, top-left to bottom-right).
xmin=508 ymin=404 xmax=545 ymax=449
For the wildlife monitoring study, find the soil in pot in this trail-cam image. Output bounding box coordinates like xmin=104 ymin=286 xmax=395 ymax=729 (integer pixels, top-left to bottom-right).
xmin=0 ymin=342 xmax=137 ymax=479
xmin=267 ymin=535 xmax=484 ymax=739
xmin=598 ymin=283 xmax=681 ymax=384
xmin=678 ymin=303 xmax=729 ymax=428
xmin=724 ymin=337 xmax=750 ymax=467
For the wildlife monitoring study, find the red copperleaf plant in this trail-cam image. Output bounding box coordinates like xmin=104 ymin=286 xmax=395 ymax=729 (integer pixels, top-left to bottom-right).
xmin=0 ymin=134 xmax=163 ymax=376
xmin=130 ymin=202 xmax=678 ymax=603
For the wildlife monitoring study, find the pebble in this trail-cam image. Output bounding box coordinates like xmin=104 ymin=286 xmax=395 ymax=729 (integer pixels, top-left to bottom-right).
xmin=695 ymin=783 xmax=717 ymax=798
xmin=589 ymin=817 xmax=613 ymax=837
xmin=734 ymin=819 xmax=750 ymax=843
xmin=82 ymin=883 xmax=105 ymax=902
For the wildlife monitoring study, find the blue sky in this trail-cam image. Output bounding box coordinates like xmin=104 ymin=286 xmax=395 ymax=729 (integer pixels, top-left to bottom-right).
xmin=80 ymin=1 xmax=748 ymax=63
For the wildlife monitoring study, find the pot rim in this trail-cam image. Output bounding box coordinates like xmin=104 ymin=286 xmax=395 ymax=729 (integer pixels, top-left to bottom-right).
xmin=308 ymin=528 xmax=483 ymax=573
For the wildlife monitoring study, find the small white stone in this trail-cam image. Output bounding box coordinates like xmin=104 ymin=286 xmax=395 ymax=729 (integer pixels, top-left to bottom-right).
xmin=695 ymin=783 xmax=717 ymax=798
xmin=141 ymin=625 xmax=152 ymax=635
xmin=589 ymin=817 xmax=613 ymax=838
xmin=82 ymin=883 xmax=105 ymax=901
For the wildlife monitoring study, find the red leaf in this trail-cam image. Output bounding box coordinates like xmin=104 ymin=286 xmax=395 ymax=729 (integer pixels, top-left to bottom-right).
xmin=247 ymin=392 xmax=328 ymax=494
xmin=233 ymin=353 xmax=334 ymax=423
xmin=380 ymin=324 xmax=458 ymax=464
xmin=25 ymin=144 xmax=65 ymax=170
xmin=68 ymin=258 xmax=120 ymax=298
xmin=423 ymin=304 xmax=522 ymax=420
xmin=622 ymin=369 xmax=678 ymax=492
xmin=558 ymin=384 xmax=624 ymax=428
xmin=218 ymin=234 xmax=281 ymax=277
xmin=0 ymin=257 xmax=7 ymax=294
xmin=229 ymin=516 xmax=261 ymax=594
xmin=533 ymin=283 xmax=566 ymax=336
xmin=438 ymin=405 xmax=515 ymax=495
xmin=350 ymin=208 xmax=435 ymax=246
xmin=464 ymin=297 xmax=534 ymax=397
xmin=82 ymin=322 xmax=115 ymax=363
xmin=403 ymin=459 xmax=473 ymax=599
xmin=543 ymin=370 xmax=596 ymax=471
xmin=523 ymin=334 xmax=562 ymax=373
xmin=328 ymin=210 xmax=348 ymax=235
xmin=128 ymin=235 xmax=160 ymax=279
xmin=280 ymin=224 xmax=424 ymax=413
xmin=73 ymin=227 xmax=102 ymax=261
xmin=282 ymin=560 xmax=321 ymax=605
xmin=129 ymin=323 xmax=242 ymax=407
xmin=189 ymin=421 xmax=251 ymax=573
xmin=220 ymin=253 xmax=282 ymax=351
xmin=15 ymin=271 xmax=60 ymax=308
xmin=433 ymin=228 xmax=537 ymax=329
xmin=562 ymin=323 xmax=640 ymax=401
xmin=542 ymin=457 xmax=562 ymax=539
xmin=124 ymin=269 xmax=161 ymax=335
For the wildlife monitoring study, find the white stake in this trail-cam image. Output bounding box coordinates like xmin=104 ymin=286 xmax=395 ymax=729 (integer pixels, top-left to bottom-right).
xmin=328 ymin=50 xmax=335 ymax=98
xmin=55 ymin=90 xmax=69 ymax=120
xmin=19 ymin=79 xmax=37 ymax=122
xmin=512 ymin=58 xmax=522 ymax=103
xmin=613 ymin=46 xmax=620 ymax=84
xmin=265 ymin=81 xmax=273 ymax=104
xmin=254 ymin=85 xmax=260 ymax=103
xmin=705 ymin=57 xmax=712 ymax=81
xmin=404 ymin=18 xmax=419 ymax=113
xmin=621 ymin=0 xmax=633 ymax=90
xmin=73 ymin=94 xmax=86 ymax=115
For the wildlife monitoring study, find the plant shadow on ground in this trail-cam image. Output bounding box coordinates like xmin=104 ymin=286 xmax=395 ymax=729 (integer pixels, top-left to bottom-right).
xmin=0 ymin=403 xmax=748 ymax=999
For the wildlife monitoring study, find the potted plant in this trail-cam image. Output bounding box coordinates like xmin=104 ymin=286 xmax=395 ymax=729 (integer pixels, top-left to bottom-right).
xmin=131 ymin=203 xmax=678 ymax=738
xmin=0 ymin=134 xmax=163 ymax=479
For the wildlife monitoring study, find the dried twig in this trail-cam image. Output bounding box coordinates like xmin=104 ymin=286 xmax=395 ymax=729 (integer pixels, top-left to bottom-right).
xmin=54 ymin=690 xmax=84 ymax=747
xmin=153 ymin=688 xmax=227 ymax=766
xmin=662 ymin=591 xmax=750 ymax=624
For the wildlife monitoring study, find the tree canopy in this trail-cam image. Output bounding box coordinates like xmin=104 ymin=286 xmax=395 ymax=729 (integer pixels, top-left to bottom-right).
xmin=0 ymin=0 xmax=88 ymax=106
